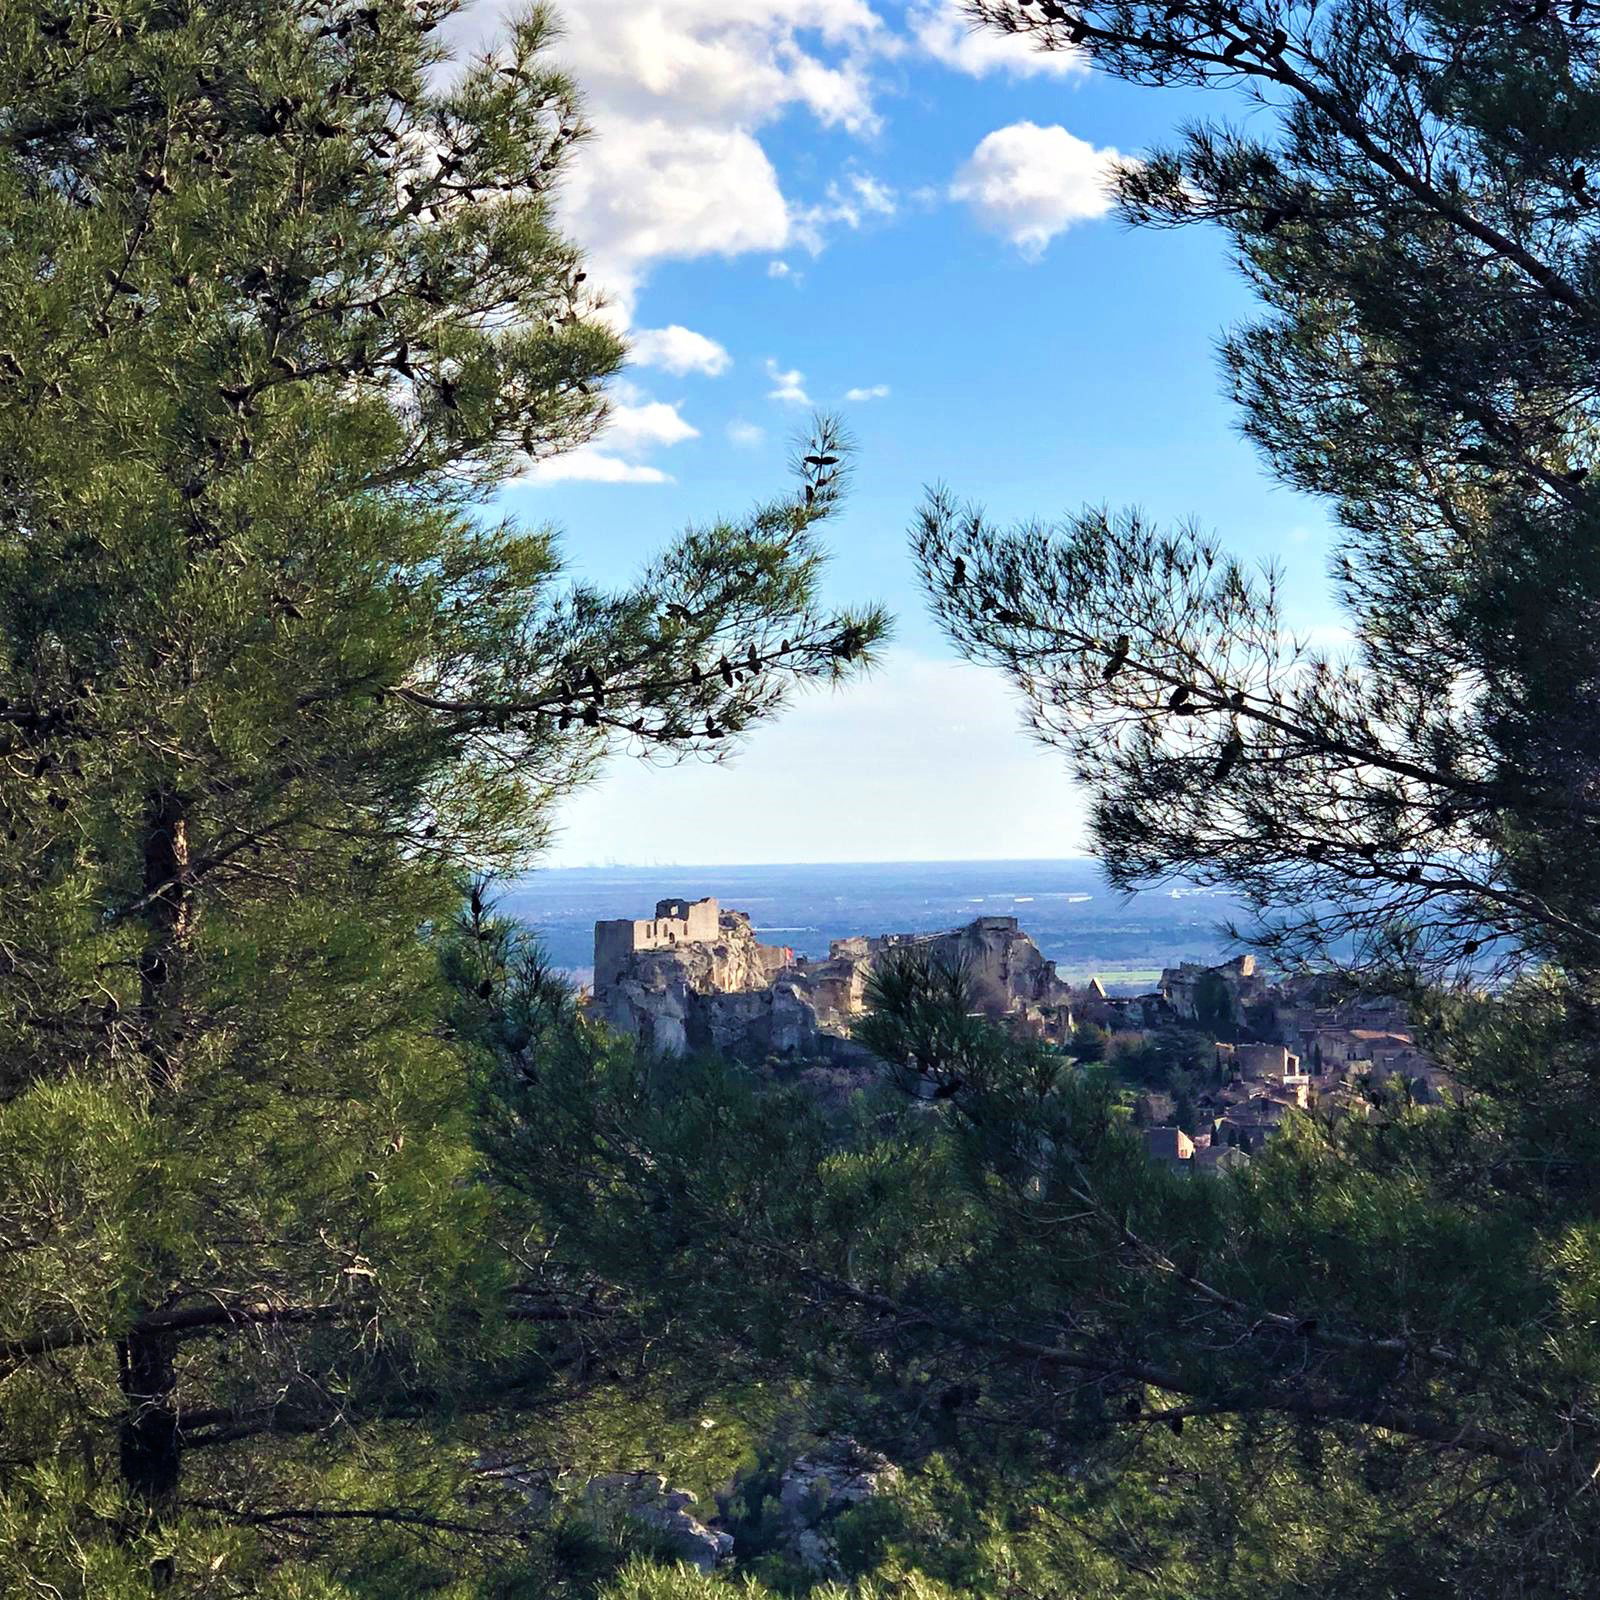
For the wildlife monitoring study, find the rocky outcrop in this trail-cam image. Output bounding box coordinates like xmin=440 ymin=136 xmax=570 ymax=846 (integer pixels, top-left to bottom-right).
xmin=591 ymin=901 xmax=1080 ymax=1065
xmin=590 ymin=936 xmax=866 ymax=1065
xmin=771 ymin=1440 xmax=902 ymax=1574
xmin=581 ymin=1472 xmax=733 ymax=1573
xmin=543 ymin=1442 xmax=900 ymax=1577
xmin=910 ymin=916 xmax=1076 ymax=1017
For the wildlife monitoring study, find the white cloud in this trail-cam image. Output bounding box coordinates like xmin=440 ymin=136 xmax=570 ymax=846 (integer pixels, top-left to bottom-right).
xmin=728 ymin=421 xmax=767 ymax=447
xmin=523 ymin=449 xmax=674 ymax=486
xmin=766 ymin=360 xmax=812 ymax=405
xmin=844 ymin=384 xmax=891 ymax=402
xmin=630 ymin=324 xmax=732 ymax=377
xmin=444 ymin=2 xmax=892 ymax=318
xmin=560 ymin=119 xmax=792 ymax=311
xmin=793 ymin=170 xmax=899 ymax=252
xmin=605 ymin=397 xmax=701 ymax=452
xmin=516 ymin=383 xmax=698 ymax=486
xmin=911 ymin=0 xmax=1087 ymax=77
xmin=768 ymin=259 xmax=794 ymax=278
xmin=951 ymin=121 xmax=1125 ymax=258
xmin=848 ymin=172 xmax=898 ymax=216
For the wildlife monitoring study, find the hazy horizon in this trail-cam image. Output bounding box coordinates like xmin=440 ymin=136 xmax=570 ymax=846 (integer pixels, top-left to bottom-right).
xmin=501 ymin=857 xmax=1245 ymax=978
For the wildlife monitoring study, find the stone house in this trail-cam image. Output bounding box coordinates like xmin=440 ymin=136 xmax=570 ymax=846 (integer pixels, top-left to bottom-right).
xmin=1213 ymin=1096 xmax=1291 ymax=1153
xmin=1143 ymin=1125 xmax=1195 ymax=1170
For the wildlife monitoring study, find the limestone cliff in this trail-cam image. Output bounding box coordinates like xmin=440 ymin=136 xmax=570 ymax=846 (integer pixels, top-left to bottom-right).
xmin=857 ymin=915 xmax=1076 ymax=1022
xmin=590 ymin=901 xmax=1078 ymax=1064
xmin=589 ymin=905 xmax=835 ymax=1059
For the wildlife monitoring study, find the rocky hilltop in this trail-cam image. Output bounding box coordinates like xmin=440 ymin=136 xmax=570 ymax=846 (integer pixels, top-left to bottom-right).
xmin=589 ymin=896 xmax=1080 ymax=1064
xmin=588 ymin=895 xmax=1450 ymax=1172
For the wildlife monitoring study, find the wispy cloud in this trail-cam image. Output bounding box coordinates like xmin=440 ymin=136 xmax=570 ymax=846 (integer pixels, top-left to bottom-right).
xmin=766 ymin=359 xmax=812 ymax=405
xmin=604 ymin=395 xmax=701 ymax=453
xmin=728 ymin=420 xmax=767 ymax=447
xmin=793 ymin=170 xmax=899 ymax=252
xmin=844 ymin=384 xmax=891 ymax=402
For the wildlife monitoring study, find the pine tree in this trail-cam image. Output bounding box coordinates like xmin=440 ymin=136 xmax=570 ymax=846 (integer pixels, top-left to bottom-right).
xmin=895 ymin=0 xmax=1600 ymax=1583
xmin=916 ymin=0 xmax=1600 ymax=984
xmin=0 ymin=1 xmax=883 ymax=1587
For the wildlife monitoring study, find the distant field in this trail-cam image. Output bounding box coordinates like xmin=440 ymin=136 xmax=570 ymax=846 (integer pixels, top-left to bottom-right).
xmin=1059 ymin=968 xmax=1167 ymax=993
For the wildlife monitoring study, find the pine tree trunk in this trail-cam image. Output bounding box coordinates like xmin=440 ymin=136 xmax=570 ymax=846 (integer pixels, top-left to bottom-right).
xmin=136 ymin=786 xmax=192 ymax=1093
xmin=116 ymin=1326 xmax=181 ymax=1517
xmin=120 ymin=786 xmax=194 ymax=1577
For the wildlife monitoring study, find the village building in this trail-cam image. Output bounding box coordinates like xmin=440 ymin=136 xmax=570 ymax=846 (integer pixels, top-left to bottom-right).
xmin=1143 ymin=1125 xmax=1195 ymax=1170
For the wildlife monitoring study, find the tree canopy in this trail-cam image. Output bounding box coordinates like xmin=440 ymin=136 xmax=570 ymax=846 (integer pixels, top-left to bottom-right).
xmin=0 ymin=1 xmax=882 ymax=1590
xmin=12 ymin=0 xmax=1600 ymax=1595
xmin=917 ymin=0 xmax=1600 ymax=984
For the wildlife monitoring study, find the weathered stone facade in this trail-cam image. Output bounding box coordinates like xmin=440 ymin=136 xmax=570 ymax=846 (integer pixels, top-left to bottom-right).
xmin=589 ymin=900 xmax=1080 ymax=1063
xmin=1161 ymin=952 xmax=1267 ymax=1022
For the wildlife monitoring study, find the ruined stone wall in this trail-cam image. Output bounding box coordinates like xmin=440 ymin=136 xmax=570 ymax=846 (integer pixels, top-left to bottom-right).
xmin=592 ymin=896 xmax=722 ymax=991
xmin=656 ymin=897 xmax=721 ymax=941
xmin=1237 ymin=1042 xmax=1303 ymax=1081
xmin=593 ymin=919 xmax=641 ymax=995
xmin=594 ymin=903 xmax=1079 ymax=1066
xmin=791 ymin=954 xmax=872 ymax=1028
xmin=591 ymin=903 xmax=821 ymax=1059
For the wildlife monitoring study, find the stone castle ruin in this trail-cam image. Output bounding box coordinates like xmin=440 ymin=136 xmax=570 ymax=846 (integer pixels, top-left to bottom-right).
xmin=593 ymin=897 xmax=790 ymax=996
xmin=590 ymin=897 xmax=1080 ymax=1064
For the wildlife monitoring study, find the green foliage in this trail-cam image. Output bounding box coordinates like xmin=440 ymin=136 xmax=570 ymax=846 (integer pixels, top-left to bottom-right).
xmin=1070 ymin=1020 xmax=1109 ymax=1062
xmin=482 ymin=939 xmax=1600 ymax=1596
xmin=594 ymin=1557 xmax=959 ymax=1600
xmin=1111 ymin=1026 xmax=1214 ymax=1090
xmin=921 ymin=0 xmax=1600 ymax=983
xmin=0 ymin=0 xmax=883 ymax=1588
xmin=469 ymin=1 xmax=1600 ymax=1592
xmin=1192 ymin=972 xmax=1235 ymax=1041
xmin=883 ymin=3 xmax=1600 ymax=1581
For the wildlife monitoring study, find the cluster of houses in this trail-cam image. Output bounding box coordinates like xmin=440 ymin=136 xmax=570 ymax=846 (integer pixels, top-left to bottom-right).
xmin=1112 ymin=956 xmax=1451 ymax=1176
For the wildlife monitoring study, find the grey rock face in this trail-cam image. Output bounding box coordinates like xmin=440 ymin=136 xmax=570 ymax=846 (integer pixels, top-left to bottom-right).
xmin=592 ymin=903 xmax=1079 ymax=1067
xmin=772 ymin=1440 xmax=901 ymax=1574
xmin=582 ymin=1472 xmax=733 ymax=1573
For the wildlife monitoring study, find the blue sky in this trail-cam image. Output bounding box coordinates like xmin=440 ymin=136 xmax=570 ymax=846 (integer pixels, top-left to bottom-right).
xmin=446 ymin=1 xmax=1343 ymax=867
